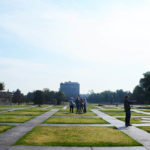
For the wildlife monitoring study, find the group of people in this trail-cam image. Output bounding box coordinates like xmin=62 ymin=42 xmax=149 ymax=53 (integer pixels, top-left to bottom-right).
xmin=69 ymin=96 xmax=87 ymax=113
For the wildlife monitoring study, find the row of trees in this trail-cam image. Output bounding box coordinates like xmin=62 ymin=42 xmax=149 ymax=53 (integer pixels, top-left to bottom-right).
xmin=88 ymin=89 xmax=131 ymax=104
xmin=131 ymin=72 xmax=150 ymax=104
xmin=88 ymin=71 xmax=150 ymax=104
xmin=12 ymin=89 xmax=66 ymax=106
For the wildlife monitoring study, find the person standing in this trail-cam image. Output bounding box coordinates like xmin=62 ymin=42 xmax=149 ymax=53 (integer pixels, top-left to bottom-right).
xmin=124 ymin=96 xmax=132 ymax=127
xmin=83 ymin=98 xmax=87 ymax=113
xmin=69 ymin=97 xmax=74 ymax=113
xmin=75 ymin=96 xmax=80 ymax=113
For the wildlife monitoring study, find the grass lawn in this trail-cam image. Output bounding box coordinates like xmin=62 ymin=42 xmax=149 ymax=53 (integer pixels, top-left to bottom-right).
xmin=117 ymin=117 xmax=150 ymax=124
xmin=54 ymin=111 xmax=97 ymax=116
xmin=138 ymin=126 xmax=150 ymax=133
xmin=104 ymin=112 xmax=149 ymax=116
xmin=0 ymin=108 xmax=9 ymax=111
xmin=44 ymin=117 xmax=109 ymax=124
xmin=0 ymin=116 xmax=33 ymax=123
xmin=0 ymin=125 xmax=15 ymax=133
xmin=100 ymin=110 xmax=124 ymax=112
xmin=141 ymin=110 xmax=150 ymax=112
xmin=1 ymin=111 xmax=44 ymax=116
xmin=17 ymin=108 xmax=49 ymax=112
xmin=15 ymin=126 xmax=141 ymax=146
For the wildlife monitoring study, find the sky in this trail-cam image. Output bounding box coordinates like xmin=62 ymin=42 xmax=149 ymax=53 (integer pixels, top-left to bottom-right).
xmin=0 ymin=0 xmax=150 ymax=94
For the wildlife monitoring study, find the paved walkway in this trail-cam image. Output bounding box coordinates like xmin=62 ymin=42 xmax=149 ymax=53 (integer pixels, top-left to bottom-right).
xmin=0 ymin=106 xmax=35 ymax=113
xmin=9 ymin=146 xmax=146 ymax=150
xmin=92 ymin=109 xmax=150 ymax=150
xmin=41 ymin=123 xmax=113 ymax=126
xmin=132 ymin=109 xmax=150 ymax=115
xmin=0 ymin=109 xmax=58 ymax=150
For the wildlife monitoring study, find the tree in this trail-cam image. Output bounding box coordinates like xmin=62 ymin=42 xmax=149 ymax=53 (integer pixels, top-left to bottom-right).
xmin=33 ymin=90 xmax=44 ymax=106
xmin=12 ymin=89 xmax=24 ymax=105
xmin=56 ymin=91 xmax=66 ymax=105
xmin=131 ymin=86 xmax=145 ymax=104
xmin=139 ymin=72 xmax=150 ymax=104
xmin=0 ymin=82 xmax=5 ymax=91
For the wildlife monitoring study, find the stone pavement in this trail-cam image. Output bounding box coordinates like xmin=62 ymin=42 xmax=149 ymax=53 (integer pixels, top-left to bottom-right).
xmin=0 ymin=106 xmax=35 ymax=113
xmin=92 ymin=109 xmax=150 ymax=150
xmin=132 ymin=109 xmax=150 ymax=115
xmin=1 ymin=107 xmax=150 ymax=150
xmin=41 ymin=123 xmax=113 ymax=126
xmin=9 ymin=146 xmax=146 ymax=150
xmin=0 ymin=109 xmax=58 ymax=150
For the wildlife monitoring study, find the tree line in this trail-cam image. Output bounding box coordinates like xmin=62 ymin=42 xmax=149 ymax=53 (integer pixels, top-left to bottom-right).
xmin=1 ymin=71 xmax=150 ymax=105
xmin=88 ymin=71 xmax=150 ymax=104
xmin=12 ymin=88 xmax=66 ymax=106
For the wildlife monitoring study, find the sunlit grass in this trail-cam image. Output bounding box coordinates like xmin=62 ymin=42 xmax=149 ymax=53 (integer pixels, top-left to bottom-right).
xmin=117 ymin=117 xmax=150 ymax=124
xmin=0 ymin=125 xmax=15 ymax=133
xmin=15 ymin=126 xmax=141 ymax=146
xmin=0 ymin=116 xmax=33 ymax=123
xmin=17 ymin=108 xmax=49 ymax=112
xmin=102 ymin=111 xmax=149 ymax=116
xmin=54 ymin=111 xmax=97 ymax=116
xmin=1 ymin=111 xmax=44 ymax=116
xmin=44 ymin=117 xmax=109 ymax=124
xmin=138 ymin=126 xmax=150 ymax=133
xmin=0 ymin=108 xmax=9 ymax=111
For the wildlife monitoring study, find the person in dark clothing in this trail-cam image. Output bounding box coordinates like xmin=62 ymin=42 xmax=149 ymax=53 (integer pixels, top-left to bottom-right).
xmin=69 ymin=97 xmax=74 ymax=113
xmin=124 ymin=96 xmax=132 ymax=127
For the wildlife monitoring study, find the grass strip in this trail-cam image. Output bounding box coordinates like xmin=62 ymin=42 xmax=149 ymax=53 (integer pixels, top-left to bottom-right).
xmin=0 ymin=125 xmax=15 ymax=133
xmin=0 ymin=116 xmax=33 ymax=123
xmin=117 ymin=117 xmax=150 ymax=124
xmin=138 ymin=126 xmax=150 ymax=133
xmin=1 ymin=111 xmax=44 ymax=116
xmin=44 ymin=117 xmax=109 ymax=124
xmin=15 ymin=126 xmax=141 ymax=146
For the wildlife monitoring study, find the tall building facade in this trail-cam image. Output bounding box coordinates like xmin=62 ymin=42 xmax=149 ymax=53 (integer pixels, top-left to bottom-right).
xmin=60 ymin=81 xmax=80 ymax=99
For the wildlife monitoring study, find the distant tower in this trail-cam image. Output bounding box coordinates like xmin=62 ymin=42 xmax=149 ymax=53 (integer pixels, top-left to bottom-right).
xmin=60 ymin=81 xmax=80 ymax=99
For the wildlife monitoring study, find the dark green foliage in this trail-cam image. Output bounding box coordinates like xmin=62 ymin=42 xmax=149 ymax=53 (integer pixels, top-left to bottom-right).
xmin=132 ymin=72 xmax=150 ymax=104
xmin=0 ymin=82 xmax=5 ymax=91
xmin=88 ymin=90 xmax=130 ymax=104
xmin=33 ymin=90 xmax=44 ymax=106
xmin=12 ymin=89 xmax=26 ymax=105
xmin=26 ymin=89 xmax=66 ymax=105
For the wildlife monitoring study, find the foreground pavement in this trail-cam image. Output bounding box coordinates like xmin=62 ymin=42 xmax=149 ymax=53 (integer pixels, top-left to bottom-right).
xmin=0 ymin=109 xmax=58 ymax=150
xmin=92 ymin=109 xmax=150 ymax=150
xmin=9 ymin=146 xmax=147 ymax=150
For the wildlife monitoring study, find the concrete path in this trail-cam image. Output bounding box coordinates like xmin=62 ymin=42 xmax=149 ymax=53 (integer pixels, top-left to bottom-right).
xmin=92 ymin=109 xmax=150 ymax=150
xmin=0 ymin=106 xmax=35 ymax=113
xmin=9 ymin=146 xmax=147 ymax=150
xmin=0 ymin=123 xmax=21 ymax=126
xmin=41 ymin=123 xmax=113 ymax=127
xmin=62 ymin=106 xmax=67 ymax=110
xmin=51 ymin=116 xmax=98 ymax=118
xmin=0 ymin=109 xmax=58 ymax=150
xmin=132 ymin=109 xmax=150 ymax=115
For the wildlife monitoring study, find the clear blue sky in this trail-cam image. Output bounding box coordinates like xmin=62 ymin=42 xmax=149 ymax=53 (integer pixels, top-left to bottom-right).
xmin=0 ymin=0 xmax=150 ymax=94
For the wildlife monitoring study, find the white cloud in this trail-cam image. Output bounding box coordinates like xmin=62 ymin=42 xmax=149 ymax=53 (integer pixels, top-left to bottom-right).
xmin=1 ymin=0 xmax=150 ymax=93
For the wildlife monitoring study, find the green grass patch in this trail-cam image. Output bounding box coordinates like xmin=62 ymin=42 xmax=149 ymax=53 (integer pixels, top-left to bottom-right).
xmin=1 ymin=111 xmax=44 ymax=116
xmin=15 ymin=126 xmax=141 ymax=146
xmin=100 ymin=110 xmax=124 ymax=112
xmin=104 ymin=112 xmax=149 ymax=116
xmin=0 ymin=116 xmax=33 ymax=123
xmin=54 ymin=111 xmax=97 ymax=116
xmin=0 ymin=125 xmax=15 ymax=133
xmin=17 ymin=108 xmax=49 ymax=112
xmin=138 ymin=126 xmax=150 ymax=133
xmin=117 ymin=117 xmax=150 ymax=124
xmin=44 ymin=117 xmax=109 ymax=124
xmin=0 ymin=108 xmax=9 ymax=111
xmin=141 ymin=110 xmax=150 ymax=112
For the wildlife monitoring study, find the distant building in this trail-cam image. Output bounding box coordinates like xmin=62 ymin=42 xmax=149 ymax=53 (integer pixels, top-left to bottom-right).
xmin=60 ymin=81 xmax=80 ymax=99
xmin=0 ymin=92 xmax=13 ymax=105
